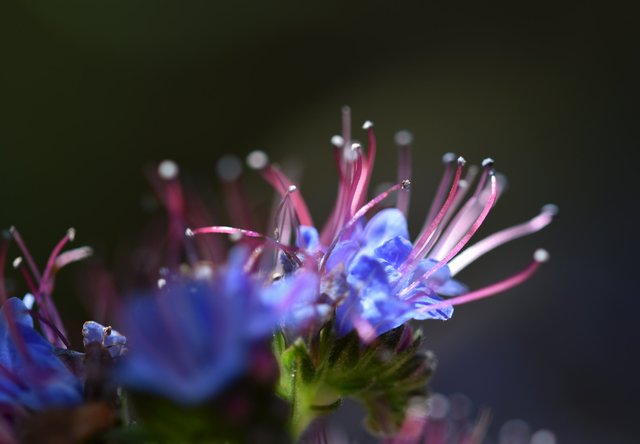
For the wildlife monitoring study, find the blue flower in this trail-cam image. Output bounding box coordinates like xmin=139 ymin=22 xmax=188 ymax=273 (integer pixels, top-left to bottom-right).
xmin=0 ymin=298 xmax=83 ymax=411
xmin=317 ymin=209 xmax=466 ymax=337
xmin=115 ymin=247 xmax=324 ymax=405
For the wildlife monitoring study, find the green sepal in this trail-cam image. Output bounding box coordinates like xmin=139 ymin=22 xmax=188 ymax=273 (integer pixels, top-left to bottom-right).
xmin=273 ymin=323 xmax=436 ymax=439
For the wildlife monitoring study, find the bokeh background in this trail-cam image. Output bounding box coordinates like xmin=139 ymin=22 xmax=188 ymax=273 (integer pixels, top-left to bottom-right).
xmin=1 ymin=1 xmax=637 ymax=443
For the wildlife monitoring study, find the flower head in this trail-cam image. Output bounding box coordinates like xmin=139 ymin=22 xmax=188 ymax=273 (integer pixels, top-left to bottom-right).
xmin=190 ymin=107 xmax=556 ymax=341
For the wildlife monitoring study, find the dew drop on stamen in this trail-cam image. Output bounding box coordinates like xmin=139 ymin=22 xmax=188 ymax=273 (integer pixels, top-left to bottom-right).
xmin=216 ymin=155 xmax=243 ymax=182
xmin=158 ymin=160 xmax=179 ymax=180
xmin=246 ymin=150 xmax=269 ymax=170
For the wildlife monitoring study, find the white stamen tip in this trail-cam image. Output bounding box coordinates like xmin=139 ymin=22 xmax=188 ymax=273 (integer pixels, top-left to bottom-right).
xmin=362 ymin=120 xmax=374 ymax=130
xmin=184 ymin=228 xmax=194 ymax=237
xmin=457 ymin=156 xmax=466 ymax=166
xmin=229 ymin=232 xmax=243 ymax=242
xmin=158 ymin=160 xmax=179 ymax=180
xmin=442 ymin=152 xmax=456 ymax=163
xmin=157 ymin=278 xmax=166 ymax=289
xmin=542 ymin=203 xmax=559 ymax=216
xmin=351 ymin=142 xmax=361 ymax=150
xmin=394 ymin=130 xmax=414 ymax=146
xmin=12 ymin=257 xmax=23 ymax=269
xmin=246 ymin=150 xmax=269 ymax=170
xmin=534 ymin=248 xmax=550 ymax=263
xmin=66 ymin=228 xmax=76 ymax=242
xmin=482 ymin=157 xmax=495 ymax=168
xmin=401 ymin=179 xmax=411 ymax=190
xmin=23 ymin=293 xmax=35 ymax=310
xmin=287 ymin=185 xmax=297 ymax=193
xmin=458 ymin=179 xmax=469 ymax=189
xmin=216 ymin=155 xmax=243 ymax=182
xmin=330 ymin=135 xmax=344 ymax=148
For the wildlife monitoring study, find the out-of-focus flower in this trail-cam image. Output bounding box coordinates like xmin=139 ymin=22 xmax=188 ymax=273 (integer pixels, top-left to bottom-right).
xmin=115 ymin=247 xmax=320 ymax=405
xmin=0 ymin=297 xmax=83 ymax=411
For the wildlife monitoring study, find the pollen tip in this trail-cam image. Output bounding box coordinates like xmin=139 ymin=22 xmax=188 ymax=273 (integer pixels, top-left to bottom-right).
xmin=341 ymin=105 xmax=351 ymax=114
xmin=158 ymin=159 xmax=179 ymax=180
xmin=12 ymin=256 xmax=23 ymax=269
xmin=157 ymin=278 xmax=167 ymax=289
xmin=362 ymin=120 xmax=374 ymax=130
xmin=401 ymin=179 xmax=411 ymax=190
xmin=534 ymin=248 xmax=550 ymax=263
xmin=8 ymin=226 xmax=16 ymax=235
xmin=394 ymin=130 xmax=414 ymax=146
xmin=542 ymin=203 xmax=559 ymax=216
xmin=229 ymin=232 xmax=243 ymax=242
xmin=330 ymin=135 xmax=345 ymax=148
xmin=66 ymin=227 xmax=76 ymax=242
xmin=351 ymin=142 xmax=361 ymax=150
xmin=482 ymin=157 xmax=495 ymax=168
xmin=216 ymin=155 xmax=243 ymax=182
xmin=287 ymin=184 xmax=297 ymax=192
xmin=246 ymin=150 xmax=269 ymax=170
xmin=184 ymin=228 xmax=194 ymax=237
xmin=442 ymin=152 xmax=456 ymax=163
xmin=457 ymin=156 xmax=466 ymax=166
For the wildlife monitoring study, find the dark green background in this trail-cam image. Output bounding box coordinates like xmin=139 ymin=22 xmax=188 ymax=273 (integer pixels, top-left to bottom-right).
xmin=1 ymin=1 xmax=637 ymax=442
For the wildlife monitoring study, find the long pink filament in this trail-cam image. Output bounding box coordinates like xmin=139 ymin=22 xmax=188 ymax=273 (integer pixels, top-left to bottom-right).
xmin=188 ymin=226 xmax=301 ymax=264
xmin=423 ymin=154 xmax=456 ymax=228
xmin=401 ymin=159 xmax=464 ymax=273
xmin=448 ymin=206 xmax=556 ymax=276
xmin=399 ymin=174 xmax=497 ymax=298
xmin=261 ymin=165 xmax=314 ymax=227
xmin=414 ymin=252 xmax=545 ymax=314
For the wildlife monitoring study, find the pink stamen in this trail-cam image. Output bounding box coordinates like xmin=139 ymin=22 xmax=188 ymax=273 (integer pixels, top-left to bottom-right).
xmin=8 ymin=227 xmax=41 ymax=282
xmin=347 ymin=144 xmax=365 ymax=218
xmin=187 ymin=226 xmax=302 ymax=265
xmin=401 ymin=157 xmax=465 ymax=273
xmin=428 ymin=165 xmax=503 ymax=260
xmin=414 ymin=249 xmax=548 ymax=314
xmin=13 ymin=258 xmax=39 ymax=296
xmin=36 ymin=229 xmax=75 ymax=347
xmin=423 ymin=153 xmax=457 ymax=228
xmin=320 ymin=180 xmax=411 ymax=273
xmin=471 ymin=158 xmax=494 ymax=200
xmin=415 ymin=166 xmax=478 ymax=258
xmin=54 ymin=246 xmax=94 ymax=270
xmin=28 ymin=310 xmax=71 ymax=349
xmin=399 ymin=174 xmax=498 ymax=298
xmin=351 ymin=122 xmax=377 ymax=213
xmin=448 ymin=204 xmax=558 ymax=276
xmin=258 ymin=163 xmax=314 ymax=227
xmin=394 ymin=130 xmax=413 ymax=217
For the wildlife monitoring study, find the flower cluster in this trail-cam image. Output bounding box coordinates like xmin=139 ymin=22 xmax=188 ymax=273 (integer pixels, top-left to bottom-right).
xmin=0 ymin=108 xmax=555 ymax=443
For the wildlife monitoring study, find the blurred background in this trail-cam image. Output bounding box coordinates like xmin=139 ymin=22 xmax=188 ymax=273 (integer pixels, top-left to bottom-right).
xmin=0 ymin=1 xmax=637 ymax=442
